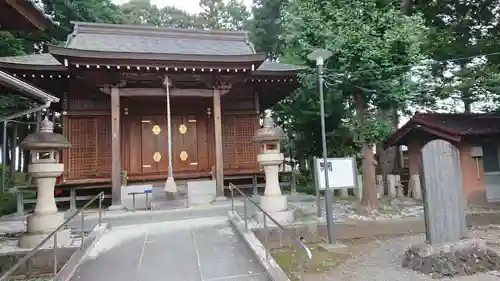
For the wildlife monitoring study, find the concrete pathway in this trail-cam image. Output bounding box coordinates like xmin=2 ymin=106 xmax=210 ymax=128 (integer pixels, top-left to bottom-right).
xmin=71 ymin=216 xmax=269 ymax=281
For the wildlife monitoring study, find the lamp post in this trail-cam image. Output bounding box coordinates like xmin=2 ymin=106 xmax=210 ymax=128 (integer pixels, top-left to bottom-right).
xmin=307 ymin=49 xmax=335 ymax=244
xmin=163 ymin=76 xmax=177 ymax=198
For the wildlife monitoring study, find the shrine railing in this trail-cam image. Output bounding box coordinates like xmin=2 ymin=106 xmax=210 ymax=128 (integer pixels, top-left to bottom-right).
xmin=0 ymin=192 xmax=105 ymax=281
xmin=228 ymin=183 xmax=312 ymax=281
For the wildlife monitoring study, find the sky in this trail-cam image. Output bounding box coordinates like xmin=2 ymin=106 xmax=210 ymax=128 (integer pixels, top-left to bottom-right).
xmin=112 ymin=0 xmax=253 ymax=14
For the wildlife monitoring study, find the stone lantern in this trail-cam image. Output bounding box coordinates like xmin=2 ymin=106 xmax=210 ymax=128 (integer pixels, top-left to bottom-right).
xmin=19 ymin=117 xmax=71 ymax=248
xmin=252 ymin=116 xmax=294 ymax=224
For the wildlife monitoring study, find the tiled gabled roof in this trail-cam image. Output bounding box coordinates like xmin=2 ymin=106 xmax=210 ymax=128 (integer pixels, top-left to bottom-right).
xmin=384 ymin=112 xmax=500 ymax=148
xmin=65 ymin=22 xmax=255 ymax=56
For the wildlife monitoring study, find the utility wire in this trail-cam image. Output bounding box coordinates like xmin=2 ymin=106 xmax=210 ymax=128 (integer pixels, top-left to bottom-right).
xmin=321 ymin=51 xmax=500 ymax=77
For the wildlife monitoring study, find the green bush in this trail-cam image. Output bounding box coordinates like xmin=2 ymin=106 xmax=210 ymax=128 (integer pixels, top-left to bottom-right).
xmin=0 ymin=191 xmax=17 ymax=216
xmin=295 ymin=172 xmax=316 ymax=195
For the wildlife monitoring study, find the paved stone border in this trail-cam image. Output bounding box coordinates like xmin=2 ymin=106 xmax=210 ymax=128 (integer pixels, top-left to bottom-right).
xmin=56 ymin=223 xmax=109 ymax=281
xmin=253 ymin=211 xmax=500 ymax=248
xmin=228 ymin=211 xmax=290 ymax=281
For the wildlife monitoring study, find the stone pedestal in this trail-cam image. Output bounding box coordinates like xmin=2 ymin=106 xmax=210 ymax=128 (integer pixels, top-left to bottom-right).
xmin=19 ymin=163 xmax=69 ymax=248
xmin=255 ymin=194 xmax=295 ymax=225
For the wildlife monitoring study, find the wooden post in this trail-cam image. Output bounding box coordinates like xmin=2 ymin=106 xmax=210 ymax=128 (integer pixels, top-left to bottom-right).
xmin=395 ymin=175 xmax=404 ymax=198
xmin=356 ymin=174 xmax=363 ymax=201
xmin=410 ymin=174 xmax=422 ymax=199
xmin=69 ymin=188 xmax=77 ymax=212
xmin=376 ymin=174 xmax=384 ymax=197
xmin=9 ymin=123 xmax=17 ymax=180
xmin=252 ymin=174 xmax=258 ymax=196
xmin=420 ymin=139 xmax=467 ymax=244
xmin=339 ymin=187 xmax=349 ymax=198
xmin=387 ymin=175 xmax=397 ymax=198
xmin=110 ymin=87 xmax=123 ymax=209
xmin=213 ymin=86 xmax=224 ymax=198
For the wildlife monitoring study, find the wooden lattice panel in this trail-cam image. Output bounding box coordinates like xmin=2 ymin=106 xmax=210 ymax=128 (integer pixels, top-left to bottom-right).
xmin=222 ymin=115 xmax=236 ymax=169
xmin=69 ymin=98 xmax=110 ymax=111
xmin=66 ymin=118 xmax=97 ymax=178
xmin=222 ymin=114 xmax=259 ymax=169
xmin=235 ymin=115 xmax=258 ymax=167
xmin=96 ymin=116 xmax=112 ymax=177
xmin=223 ymin=99 xmax=255 ymax=111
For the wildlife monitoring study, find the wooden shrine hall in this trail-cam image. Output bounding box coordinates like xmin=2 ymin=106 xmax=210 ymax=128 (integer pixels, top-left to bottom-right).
xmin=0 ymin=22 xmax=304 ymax=201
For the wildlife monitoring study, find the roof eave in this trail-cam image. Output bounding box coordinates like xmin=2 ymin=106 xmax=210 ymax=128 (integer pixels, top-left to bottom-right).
xmin=48 ymin=45 xmax=267 ymax=64
xmin=0 ymin=70 xmax=59 ymax=103
xmin=383 ymin=121 xmax=462 ymax=149
xmin=252 ymin=70 xmax=303 ymax=76
xmin=0 ymin=61 xmax=67 ymax=71
xmin=5 ymin=0 xmax=58 ymax=32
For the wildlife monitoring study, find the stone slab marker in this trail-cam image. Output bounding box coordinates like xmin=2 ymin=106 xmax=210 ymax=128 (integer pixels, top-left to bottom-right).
xmin=420 ymin=139 xmax=467 ymax=244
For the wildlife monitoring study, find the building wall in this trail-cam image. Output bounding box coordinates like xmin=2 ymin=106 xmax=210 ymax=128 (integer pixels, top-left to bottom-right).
xmin=61 ymin=82 xmax=260 ymax=184
xmin=458 ymin=142 xmax=486 ymax=203
xmin=406 ymin=139 xmax=487 ymax=203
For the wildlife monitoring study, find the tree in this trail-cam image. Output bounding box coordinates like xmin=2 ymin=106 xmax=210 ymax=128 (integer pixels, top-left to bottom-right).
xmin=248 ymin=0 xmax=287 ymax=59
xmin=413 ymin=0 xmax=500 ymax=113
xmin=120 ymin=0 xmax=162 ymax=25
xmin=199 ymin=0 xmax=249 ymax=30
xmin=120 ymin=0 xmax=203 ymax=28
xmin=43 ymin=0 xmax=124 ymax=33
xmin=281 ymin=0 xmax=427 ymax=210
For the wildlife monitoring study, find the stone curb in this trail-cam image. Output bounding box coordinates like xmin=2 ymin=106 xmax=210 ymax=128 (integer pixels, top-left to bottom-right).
xmin=55 ymin=222 xmax=109 ymax=281
xmin=228 ymin=211 xmax=290 ymax=281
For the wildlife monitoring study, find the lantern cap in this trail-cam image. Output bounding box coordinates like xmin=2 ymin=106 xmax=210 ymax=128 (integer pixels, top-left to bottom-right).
xmin=252 ymin=116 xmax=286 ymax=143
xmin=20 ymin=116 xmax=71 ymax=150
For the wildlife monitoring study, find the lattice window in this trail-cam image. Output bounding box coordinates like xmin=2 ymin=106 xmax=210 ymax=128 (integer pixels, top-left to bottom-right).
xmin=223 ymin=115 xmax=236 ymax=169
xmin=235 ymin=115 xmax=258 ymax=166
xmin=69 ymin=98 xmax=110 ymax=111
xmin=223 ymin=99 xmax=255 ymax=111
xmin=96 ymin=117 xmax=112 ymax=177
xmin=222 ymin=114 xmax=259 ymax=169
xmin=67 ymin=118 xmax=97 ymax=178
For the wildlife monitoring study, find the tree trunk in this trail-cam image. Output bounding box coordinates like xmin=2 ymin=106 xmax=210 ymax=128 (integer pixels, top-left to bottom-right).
xmin=464 ymin=99 xmax=472 ymax=112
xmin=355 ymin=92 xmax=378 ymax=209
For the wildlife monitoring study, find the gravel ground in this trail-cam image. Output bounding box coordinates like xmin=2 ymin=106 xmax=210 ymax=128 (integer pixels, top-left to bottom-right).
xmin=304 ymin=226 xmax=500 ymax=281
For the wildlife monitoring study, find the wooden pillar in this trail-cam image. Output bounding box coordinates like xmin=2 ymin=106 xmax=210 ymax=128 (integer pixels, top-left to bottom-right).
xmin=110 ymin=87 xmax=123 ymax=208
xmin=213 ymin=87 xmax=224 ymax=197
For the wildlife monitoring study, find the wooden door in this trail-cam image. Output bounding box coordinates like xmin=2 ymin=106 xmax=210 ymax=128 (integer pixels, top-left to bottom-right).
xmin=172 ymin=115 xmax=198 ymax=171
xmin=141 ymin=116 xmax=169 ymax=174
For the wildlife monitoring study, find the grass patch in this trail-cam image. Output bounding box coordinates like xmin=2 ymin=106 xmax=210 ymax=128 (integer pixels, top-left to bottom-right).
xmin=270 ymin=242 xmax=350 ymax=281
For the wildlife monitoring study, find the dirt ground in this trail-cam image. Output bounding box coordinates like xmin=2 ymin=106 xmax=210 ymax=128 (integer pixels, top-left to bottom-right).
xmin=272 ymin=225 xmax=500 ymax=281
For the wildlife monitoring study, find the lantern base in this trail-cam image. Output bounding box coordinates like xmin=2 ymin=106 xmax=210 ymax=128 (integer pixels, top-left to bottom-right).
xmin=255 ymin=209 xmax=295 ymax=226
xmin=255 ymin=194 xmax=295 ymax=225
xmin=20 ymin=211 xmax=70 ymax=249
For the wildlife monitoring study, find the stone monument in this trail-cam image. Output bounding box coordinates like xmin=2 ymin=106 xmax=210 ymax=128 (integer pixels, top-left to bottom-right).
xmin=252 ymin=116 xmax=294 ymax=224
xmin=400 ymin=140 xmax=500 ymax=278
xmin=18 ymin=117 xmax=71 ymax=248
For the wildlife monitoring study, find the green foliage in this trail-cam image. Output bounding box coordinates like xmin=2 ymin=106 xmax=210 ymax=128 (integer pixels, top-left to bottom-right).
xmin=0 ymin=191 xmax=17 ymax=216
xmin=412 ymin=0 xmax=500 ymax=112
xmin=43 ymin=0 xmax=124 ymax=33
xmin=248 ymin=0 xmax=287 ymax=59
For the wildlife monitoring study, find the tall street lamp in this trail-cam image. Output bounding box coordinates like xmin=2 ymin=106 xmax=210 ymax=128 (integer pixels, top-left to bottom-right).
xmin=307 ymin=49 xmax=335 ymax=244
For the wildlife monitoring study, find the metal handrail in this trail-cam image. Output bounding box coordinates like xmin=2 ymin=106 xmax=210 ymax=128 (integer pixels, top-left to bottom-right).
xmin=228 ymin=183 xmax=312 ymax=278
xmin=0 ymin=191 xmax=105 ymax=281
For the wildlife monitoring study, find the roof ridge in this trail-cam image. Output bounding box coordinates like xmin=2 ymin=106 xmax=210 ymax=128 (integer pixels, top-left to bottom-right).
xmin=414 ymin=111 xmax=487 ymax=117
xmin=70 ymin=21 xmax=249 ymax=42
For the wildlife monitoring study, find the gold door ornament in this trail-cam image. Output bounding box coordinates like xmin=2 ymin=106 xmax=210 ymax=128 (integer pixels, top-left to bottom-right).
xmin=178 ymin=124 xmax=187 ymax=135
xmin=153 ymin=152 xmax=162 ymax=162
xmin=152 ymin=125 xmax=161 ymax=135
xmin=180 ymin=151 xmax=188 ymax=161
